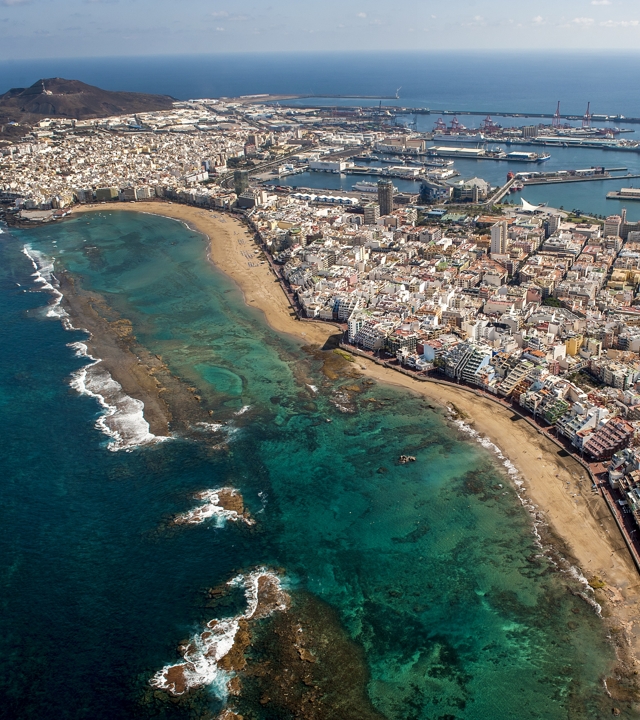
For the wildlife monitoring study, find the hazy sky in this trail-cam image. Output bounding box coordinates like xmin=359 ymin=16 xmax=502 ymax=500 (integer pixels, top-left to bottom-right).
xmin=1 ymin=0 xmax=640 ymax=59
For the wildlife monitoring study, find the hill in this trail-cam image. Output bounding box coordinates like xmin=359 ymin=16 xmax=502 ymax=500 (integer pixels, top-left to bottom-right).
xmin=0 ymin=78 xmax=176 ymax=122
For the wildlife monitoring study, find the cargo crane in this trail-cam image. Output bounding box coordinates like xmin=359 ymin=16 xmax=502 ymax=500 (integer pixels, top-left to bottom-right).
xmin=582 ymin=101 xmax=592 ymax=129
xmin=552 ymin=101 xmax=562 ymax=129
xmin=480 ymin=115 xmax=501 ymax=134
xmin=449 ymin=115 xmax=465 ymax=132
xmin=433 ymin=117 xmax=447 ymax=132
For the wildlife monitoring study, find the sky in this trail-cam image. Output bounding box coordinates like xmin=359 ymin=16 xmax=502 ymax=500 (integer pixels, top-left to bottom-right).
xmin=1 ymin=0 xmax=640 ymax=59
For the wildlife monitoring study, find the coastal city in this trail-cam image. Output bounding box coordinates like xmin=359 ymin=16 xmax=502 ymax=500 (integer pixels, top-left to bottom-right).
xmin=5 ymin=93 xmax=640 ymax=590
xmin=10 ymin=0 xmax=640 ymax=709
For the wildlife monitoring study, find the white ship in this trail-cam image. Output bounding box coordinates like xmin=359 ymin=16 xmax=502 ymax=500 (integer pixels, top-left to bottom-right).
xmin=353 ymin=181 xmax=379 ymax=192
xmin=432 ymin=132 xmax=486 ymax=144
xmin=353 ymin=181 xmax=398 ymax=193
xmin=506 ymin=151 xmax=551 ymax=163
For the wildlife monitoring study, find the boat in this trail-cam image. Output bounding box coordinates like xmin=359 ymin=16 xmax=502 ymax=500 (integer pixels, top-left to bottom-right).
xmin=427 ymin=146 xmax=488 ymax=159
xmin=353 ymin=181 xmax=379 ymax=193
xmin=432 ymin=132 xmax=486 ymax=144
xmin=354 ymin=181 xmax=399 ymax=193
xmin=424 ymin=159 xmax=455 ymax=168
xmin=506 ymin=151 xmax=551 ymax=163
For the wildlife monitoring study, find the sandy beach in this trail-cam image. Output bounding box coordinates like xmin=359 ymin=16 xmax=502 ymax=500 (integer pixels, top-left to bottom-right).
xmin=72 ymin=201 xmax=640 ymax=672
xmin=72 ymin=201 xmax=335 ymax=346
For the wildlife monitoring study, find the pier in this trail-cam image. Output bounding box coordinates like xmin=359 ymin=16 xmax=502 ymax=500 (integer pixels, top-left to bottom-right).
xmin=523 ymin=173 xmax=640 ymax=186
xmin=276 ymin=96 xmax=640 ymax=124
xmin=607 ymin=190 xmax=640 ymax=201
xmin=341 ymin=167 xmax=431 ymax=182
xmin=486 ymin=177 xmax=518 ymax=205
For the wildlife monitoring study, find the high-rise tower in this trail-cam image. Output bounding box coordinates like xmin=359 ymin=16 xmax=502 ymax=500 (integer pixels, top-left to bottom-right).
xmin=234 ymin=170 xmax=249 ymax=197
xmin=490 ymin=220 xmax=508 ymax=255
xmin=377 ymin=179 xmax=394 ymax=217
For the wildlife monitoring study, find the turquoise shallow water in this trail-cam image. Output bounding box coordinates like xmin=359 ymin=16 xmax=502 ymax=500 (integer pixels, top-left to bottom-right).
xmin=0 ymin=212 xmax=631 ymax=718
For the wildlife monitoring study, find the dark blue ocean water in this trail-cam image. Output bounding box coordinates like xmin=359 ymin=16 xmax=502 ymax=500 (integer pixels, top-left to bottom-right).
xmin=1 ymin=51 xmax=640 ymax=117
xmin=0 ymin=213 xmax=632 ymax=718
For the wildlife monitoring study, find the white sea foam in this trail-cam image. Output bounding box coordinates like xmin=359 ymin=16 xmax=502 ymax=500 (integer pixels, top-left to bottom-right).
xmin=67 ymin=341 xmax=94 ymax=360
xmin=174 ymin=488 xmax=254 ymax=527
xmin=22 ymin=245 xmax=69 ymax=322
xmin=150 ymin=570 xmax=288 ymax=699
xmin=453 ymin=416 xmax=545 ymax=546
xmin=23 ymin=244 xmax=162 ymax=452
xmin=453 ymin=411 xmax=603 ymax=616
xmin=194 ymin=421 xmax=241 ymax=446
xmin=195 ymin=421 xmax=225 ymax=433
xmin=235 ymin=405 xmax=251 ymax=416
xmin=70 ymin=360 xmax=160 ymax=452
xmin=568 ymin=565 xmax=603 ymax=616
xmin=0 ymin=227 xmax=4 ymax=234
xmin=454 ymin=418 xmax=519 ymax=478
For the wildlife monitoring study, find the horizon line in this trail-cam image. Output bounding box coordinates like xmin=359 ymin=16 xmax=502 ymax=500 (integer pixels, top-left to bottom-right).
xmin=3 ymin=48 xmax=640 ymax=63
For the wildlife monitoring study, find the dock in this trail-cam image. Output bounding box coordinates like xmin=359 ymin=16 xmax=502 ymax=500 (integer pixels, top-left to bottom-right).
xmin=524 ymin=173 xmax=640 ymax=186
xmin=486 ymin=177 xmax=517 ymax=205
xmin=607 ymin=189 xmax=640 ymax=201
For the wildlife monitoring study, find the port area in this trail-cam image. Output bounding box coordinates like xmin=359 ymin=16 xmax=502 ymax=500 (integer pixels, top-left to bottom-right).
xmin=524 ymin=172 xmax=640 ymax=186
xmin=342 ymin=166 xmax=449 ymax=182
xmin=268 ymin=96 xmax=640 ymax=125
xmin=413 ymin=147 xmax=550 ymax=163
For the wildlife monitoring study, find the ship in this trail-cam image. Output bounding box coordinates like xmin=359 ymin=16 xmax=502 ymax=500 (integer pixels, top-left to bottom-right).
xmin=353 ymin=181 xmax=379 ymax=192
xmin=505 ymin=151 xmax=551 ymax=163
xmin=424 ymin=159 xmax=455 ymax=168
xmin=353 ymin=181 xmax=398 ymax=193
xmin=432 ymin=132 xmax=486 ymax=144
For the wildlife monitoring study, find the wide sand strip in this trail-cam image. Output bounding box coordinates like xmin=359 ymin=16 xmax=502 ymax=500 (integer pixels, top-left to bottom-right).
xmin=72 ymin=202 xmax=640 ymax=666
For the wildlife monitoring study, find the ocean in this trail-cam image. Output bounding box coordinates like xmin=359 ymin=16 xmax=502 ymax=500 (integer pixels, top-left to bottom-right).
xmin=0 ymin=211 xmax=631 ymax=718
xmin=1 ymin=51 xmax=640 ymax=117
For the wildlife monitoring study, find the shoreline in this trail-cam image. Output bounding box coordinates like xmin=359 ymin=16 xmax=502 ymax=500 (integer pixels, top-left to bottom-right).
xmin=70 ymin=202 xmax=640 ymax=670
xmin=70 ymin=202 xmax=336 ymax=347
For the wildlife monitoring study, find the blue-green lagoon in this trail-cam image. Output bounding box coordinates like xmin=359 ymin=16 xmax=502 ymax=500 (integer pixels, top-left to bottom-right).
xmin=0 ymin=211 xmax=634 ymax=719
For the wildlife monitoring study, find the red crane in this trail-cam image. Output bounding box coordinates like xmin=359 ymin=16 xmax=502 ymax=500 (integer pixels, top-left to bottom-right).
xmin=552 ymin=101 xmax=561 ymax=129
xmin=582 ymin=102 xmax=592 ymax=129
xmin=481 ymin=115 xmax=501 ymax=134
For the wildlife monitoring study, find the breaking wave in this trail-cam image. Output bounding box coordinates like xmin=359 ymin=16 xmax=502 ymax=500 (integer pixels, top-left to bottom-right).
xmin=24 ymin=245 xmax=162 ymax=452
xmin=69 ymin=350 xmax=160 ymax=452
xmin=22 ymin=245 xmax=70 ymax=324
xmin=150 ymin=570 xmax=288 ymax=699
xmin=453 ymin=412 xmax=603 ymax=616
xmin=174 ymin=488 xmax=254 ymax=527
